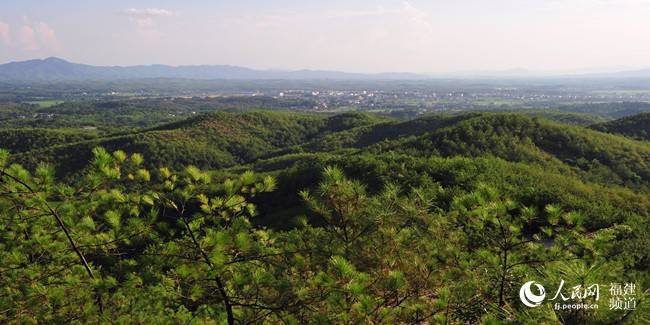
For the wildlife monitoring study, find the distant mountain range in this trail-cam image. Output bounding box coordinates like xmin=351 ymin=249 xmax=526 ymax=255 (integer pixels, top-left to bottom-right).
xmin=438 ymin=68 xmax=650 ymax=79
xmin=0 ymin=57 xmax=427 ymax=81
xmin=2 ymin=57 xmax=650 ymax=81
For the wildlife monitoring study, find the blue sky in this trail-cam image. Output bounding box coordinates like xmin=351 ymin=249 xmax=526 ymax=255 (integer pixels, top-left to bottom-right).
xmin=1 ymin=0 xmax=650 ymax=73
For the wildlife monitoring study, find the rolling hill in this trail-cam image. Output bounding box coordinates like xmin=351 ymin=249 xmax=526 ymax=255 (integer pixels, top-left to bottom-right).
xmin=591 ymin=112 xmax=650 ymax=140
xmin=9 ymin=111 xmax=650 ymax=192
xmin=285 ymin=113 xmax=650 ymax=189
xmin=3 ymin=109 xmax=650 ymax=324
xmin=9 ymin=111 xmax=381 ymax=175
xmin=0 ymin=128 xmax=97 ymax=153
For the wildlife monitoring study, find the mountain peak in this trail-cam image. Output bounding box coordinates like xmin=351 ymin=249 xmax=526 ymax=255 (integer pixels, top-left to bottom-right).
xmin=43 ymin=57 xmax=69 ymax=63
xmin=38 ymin=56 xmax=72 ymax=65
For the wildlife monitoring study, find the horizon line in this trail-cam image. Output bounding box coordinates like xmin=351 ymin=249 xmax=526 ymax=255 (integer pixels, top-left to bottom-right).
xmin=2 ymin=56 xmax=650 ymax=79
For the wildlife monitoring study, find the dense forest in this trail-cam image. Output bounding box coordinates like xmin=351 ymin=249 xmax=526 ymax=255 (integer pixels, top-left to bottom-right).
xmin=1 ymin=108 xmax=649 ymax=323
xmin=592 ymin=112 xmax=650 ymax=141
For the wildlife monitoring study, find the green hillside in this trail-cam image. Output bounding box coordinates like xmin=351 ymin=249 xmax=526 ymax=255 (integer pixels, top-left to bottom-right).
xmin=592 ymin=112 xmax=650 ymax=140
xmin=277 ymin=113 xmax=649 ymax=190
xmin=0 ymin=128 xmax=97 ymax=153
xmin=385 ymin=114 xmax=650 ymax=189
xmin=10 ymin=111 xmax=380 ymax=175
xmin=2 ymin=110 xmax=650 ymax=324
xmin=505 ymin=109 xmax=610 ymax=126
xmin=230 ymin=113 xmax=650 ymax=231
xmin=247 ymin=151 xmax=648 ymax=228
xmin=10 ymin=112 xmax=650 ymax=190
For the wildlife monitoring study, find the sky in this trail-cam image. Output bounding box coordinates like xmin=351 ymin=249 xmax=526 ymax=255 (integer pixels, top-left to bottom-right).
xmin=1 ymin=0 xmax=650 ymax=74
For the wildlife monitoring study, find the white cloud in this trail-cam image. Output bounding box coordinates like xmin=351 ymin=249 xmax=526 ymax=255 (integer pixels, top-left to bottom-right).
xmin=0 ymin=21 xmax=10 ymax=45
xmin=336 ymin=6 xmax=391 ymax=18
xmin=18 ymin=24 xmax=38 ymax=51
xmin=124 ymin=8 xmax=175 ymax=17
xmin=16 ymin=17 xmax=61 ymax=51
xmin=400 ymin=1 xmax=434 ymax=36
xmin=209 ymin=2 xmax=438 ymax=72
xmin=335 ymin=1 xmax=432 ymax=32
xmin=328 ymin=1 xmax=435 ymax=58
xmin=34 ymin=22 xmax=60 ymax=50
xmin=2 ymin=18 xmax=61 ymax=52
xmin=123 ymin=8 xmax=175 ymax=28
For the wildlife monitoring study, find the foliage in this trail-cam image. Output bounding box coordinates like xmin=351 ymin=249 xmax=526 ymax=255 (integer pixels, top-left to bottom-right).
xmin=0 ymin=128 xmax=96 ymax=153
xmin=1 ymin=107 xmax=649 ymax=323
xmin=1 ymin=149 xmax=648 ymax=323
xmin=502 ymin=109 xmax=610 ymax=126
xmin=592 ymin=112 xmax=650 ymax=141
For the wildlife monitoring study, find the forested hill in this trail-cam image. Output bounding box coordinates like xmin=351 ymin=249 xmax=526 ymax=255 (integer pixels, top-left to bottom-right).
xmin=2 ymin=110 xmax=650 ymax=324
xmin=376 ymin=114 xmax=650 ymax=189
xmin=8 ymin=111 xmax=650 ymax=191
xmin=0 ymin=128 xmax=97 ymax=153
xmin=591 ymin=112 xmax=650 ymax=141
xmin=288 ymin=113 xmax=650 ymax=189
xmin=9 ymin=111 xmax=383 ymax=174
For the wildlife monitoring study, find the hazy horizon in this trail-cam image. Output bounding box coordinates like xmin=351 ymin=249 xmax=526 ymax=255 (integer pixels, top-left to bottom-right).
xmin=2 ymin=0 xmax=650 ymax=74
